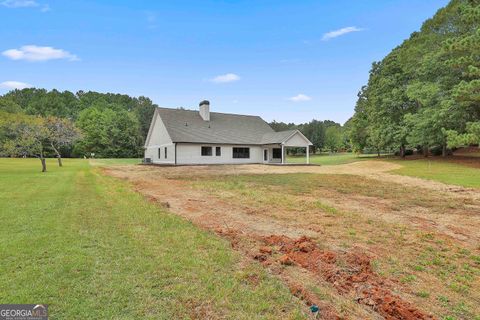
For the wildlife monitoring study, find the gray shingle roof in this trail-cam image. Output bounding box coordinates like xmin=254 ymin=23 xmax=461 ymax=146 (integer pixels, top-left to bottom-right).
xmin=157 ymin=107 xmax=283 ymax=144
xmin=259 ymin=130 xmax=297 ymax=144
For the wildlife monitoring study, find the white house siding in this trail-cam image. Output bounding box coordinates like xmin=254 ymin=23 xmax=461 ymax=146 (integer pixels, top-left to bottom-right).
xmin=176 ymin=144 xmax=263 ymax=165
xmin=147 ymin=113 xmax=172 ymax=146
xmin=145 ymin=113 xmax=176 ymax=164
xmin=283 ymin=132 xmax=310 ymax=147
xmin=145 ymin=143 xmax=175 ymax=164
xmin=261 ymin=145 xmax=282 ymax=163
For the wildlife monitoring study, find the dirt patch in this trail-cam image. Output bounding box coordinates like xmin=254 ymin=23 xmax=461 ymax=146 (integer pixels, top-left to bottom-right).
xmin=260 ymin=235 xmax=435 ymax=320
xmin=101 ymin=162 xmax=479 ymax=319
xmin=114 ymin=160 xmax=480 ymax=200
xmin=445 ymin=156 xmax=480 ymax=169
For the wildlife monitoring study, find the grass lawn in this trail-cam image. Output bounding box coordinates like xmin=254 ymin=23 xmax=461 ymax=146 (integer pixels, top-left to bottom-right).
xmin=390 ymin=158 xmax=480 ymax=189
xmin=0 ymin=158 xmax=304 ymax=319
xmin=89 ymin=158 xmax=142 ymax=166
xmin=286 ymin=152 xmax=383 ymax=165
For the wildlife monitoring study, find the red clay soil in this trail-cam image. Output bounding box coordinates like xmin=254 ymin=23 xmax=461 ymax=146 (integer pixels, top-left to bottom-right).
xmin=445 ymin=156 xmax=480 ymax=169
xmin=215 ymin=228 xmax=342 ymax=319
xmin=260 ymin=235 xmax=436 ymax=320
xmin=402 ymin=152 xmax=480 ymax=169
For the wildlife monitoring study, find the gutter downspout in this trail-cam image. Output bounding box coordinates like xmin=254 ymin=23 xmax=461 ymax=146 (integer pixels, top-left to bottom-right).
xmin=174 ymin=143 xmax=177 ymax=165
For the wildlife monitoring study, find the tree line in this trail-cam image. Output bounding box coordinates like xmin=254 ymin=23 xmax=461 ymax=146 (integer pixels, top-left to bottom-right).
xmin=0 ymin=87 xmax=350 ymax=172
xmin=269 ymin=120 xmax=349 ymax=153
xmin=347 ymin=0 xmax=480 ymax=157
xmin=0 ymin=89 xmax=157 ymax=170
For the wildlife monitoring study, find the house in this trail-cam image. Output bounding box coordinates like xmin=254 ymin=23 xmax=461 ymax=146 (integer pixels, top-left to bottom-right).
xmin=144 ymin=100 xmax=312 ymax=165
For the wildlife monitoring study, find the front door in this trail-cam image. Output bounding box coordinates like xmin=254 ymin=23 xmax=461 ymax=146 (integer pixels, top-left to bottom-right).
xmin=263 ymin=149 xmax=268 ymax=162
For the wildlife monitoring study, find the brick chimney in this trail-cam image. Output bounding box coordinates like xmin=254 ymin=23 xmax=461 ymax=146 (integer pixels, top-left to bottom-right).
xmin=199 ymin=100 xmax=210 ymax=121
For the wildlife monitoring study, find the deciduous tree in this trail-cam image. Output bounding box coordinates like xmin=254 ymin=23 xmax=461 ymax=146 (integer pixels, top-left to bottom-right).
xmin=2 ymin=115 xmax=49 ymax=172
xmin=45 ymin=116 xmax=82 ymax=166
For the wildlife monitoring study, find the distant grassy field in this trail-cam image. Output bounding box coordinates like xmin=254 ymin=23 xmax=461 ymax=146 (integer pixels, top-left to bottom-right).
xmin=390 ymin=158 xmax=480 ymax=189
xmin=0 ymin=158 xmax=304 ymax=319
xmin=288 ymin=152 xmax=480 ymax=189
xmin=89 ymin=158 xmax=141 ymax=166
xmin=287 ymin=152 xmax=383 ymax=165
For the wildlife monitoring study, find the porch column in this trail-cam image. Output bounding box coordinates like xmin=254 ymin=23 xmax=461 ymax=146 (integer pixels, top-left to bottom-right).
xmin=306 ymin=145 xmax=309 ymax=164
xmin=281 ymin=144 xmax=285 ymax=164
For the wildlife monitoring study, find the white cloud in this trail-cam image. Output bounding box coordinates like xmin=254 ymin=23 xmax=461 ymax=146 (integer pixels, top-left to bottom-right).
xmin=1 ymin=0 xmax=50 ymax=11
xmin=1 ymin=0 xmax=38 ymax=7
xmin=0 ymin=81 xmax=32 ymax=90
xmin=210 ymin=73 xmax=240 ymax=83
xmin=322 ymin=26 xmax=363 ymax=41
xmin=2 ymin=45 xmax=78 ymax=62
xmin=288 ymin=94 xmax=312 ymax=102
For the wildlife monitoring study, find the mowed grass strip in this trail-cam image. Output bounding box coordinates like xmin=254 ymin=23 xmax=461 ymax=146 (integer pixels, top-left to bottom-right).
xmin=389 ymin=158 xmax=480 ymax=189
xmin=0 ymin=159 xmax=304 ymax=319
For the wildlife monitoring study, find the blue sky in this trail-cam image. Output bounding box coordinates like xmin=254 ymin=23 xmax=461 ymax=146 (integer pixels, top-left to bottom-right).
xmin=0 ymin=0 xmax=449 ymax=124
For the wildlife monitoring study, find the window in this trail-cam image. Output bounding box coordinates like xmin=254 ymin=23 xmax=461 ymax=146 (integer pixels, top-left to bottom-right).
xmin=272 ymin=148 xmax=282 ymax=159
xmin=201 ymin=146 xmax=212 ymax=156
xmin=264 ymin=149 xmax=268 ymax=161
xmin=158 ymin=148 xmax=161 ymax=159
xmin=216 ymin=146 xmax=221 ymax=156
xmin=164 ymin=147 xmax=167 ymax=159
xmin=233 ymin=147 xmax=250 ymax=159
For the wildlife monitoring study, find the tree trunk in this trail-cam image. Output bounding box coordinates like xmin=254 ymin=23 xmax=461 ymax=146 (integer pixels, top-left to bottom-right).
xmin=423 ymin=145 xmax=429 ymax=157
xmin=38 ymin=150 xmax=47 ymax=172
xmin=51 ymin=143 xmax=62 ymax=167
xmin=400 ymin=145 xmax=406 ymax=158
xmin=40 ymin=157 xmax=46 ymax=172
xmin=377 ymin=149 xmax=380 ymax=157
xmin=442 ymin=144 xmax=447 ymax=157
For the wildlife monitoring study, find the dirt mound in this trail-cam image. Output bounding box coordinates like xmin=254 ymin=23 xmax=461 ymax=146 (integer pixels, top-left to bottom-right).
xmin=261 ymin=236 xmax=435 ymax=320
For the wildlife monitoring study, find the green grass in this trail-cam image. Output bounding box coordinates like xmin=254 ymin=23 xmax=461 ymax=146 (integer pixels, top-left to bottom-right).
xmin=390 ymin=159 xmax=480 ymax=189
xmin=89 ymin=158 xmax=142 ymax=166
xmin=286 ymin=152 xmax=382 ymax=166
xmin=0 ymin=158 xmax=304 ymax=319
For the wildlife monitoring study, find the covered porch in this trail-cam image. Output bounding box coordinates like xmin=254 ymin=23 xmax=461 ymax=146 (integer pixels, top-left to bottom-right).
xmin=260 ymin=129 xmax=313 ymax=165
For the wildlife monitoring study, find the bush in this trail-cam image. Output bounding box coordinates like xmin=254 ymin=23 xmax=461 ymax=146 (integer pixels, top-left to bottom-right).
xmin=394 ymin=149 xmax=414 ymax=156
xmin=430 ymin=146 xmax=452 ymax=156
xmin=405 ymin=149 xmax=414 ymax=156
xmin=430 ymin=145 xmax=443 ymax=156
